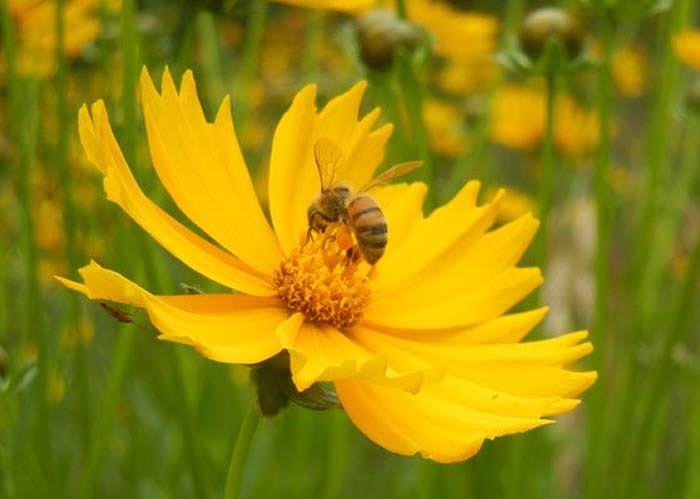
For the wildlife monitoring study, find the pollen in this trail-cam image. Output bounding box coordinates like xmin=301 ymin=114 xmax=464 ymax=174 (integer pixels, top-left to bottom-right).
xmin=273 ymin=228 xmax=373 ymax=329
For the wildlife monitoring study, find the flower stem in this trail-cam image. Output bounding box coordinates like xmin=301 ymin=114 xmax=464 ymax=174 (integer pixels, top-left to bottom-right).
xmin=235 ymin=0 xmax=267 ymax=139
xmin=0 ymin=0 xmax=53 ymax=490
xmin=534 ymin=62 xmax=557 ymax=292
xmin=76 ymin=1 xmax=140 ymax=496
xmin=224 ymin=400 xmax=260 ymax=499
xmin=619 ymin=113 xmax=700 ymax=499
xmin=322 ymin=410 xmax=349 ymax=499
xmin=393 ymin=0 xmax=434 ymax=205
xmin=56 ymin=0 xmax=92 ymax=454
xmin=586 ymin=11 xmax=613 ymax=498
xmin=302 ymin=9 xmax=325 ymax=84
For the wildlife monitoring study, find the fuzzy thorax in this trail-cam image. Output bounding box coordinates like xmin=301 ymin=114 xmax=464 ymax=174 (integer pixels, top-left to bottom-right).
xmin=273 ymin=228 xmax=372 ymax=329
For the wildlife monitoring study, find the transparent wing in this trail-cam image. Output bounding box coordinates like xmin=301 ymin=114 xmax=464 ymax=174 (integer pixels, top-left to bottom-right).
xmin=313 ymin=137 xmax=345 ymax=191
xmin=359 ymin=160 xmax=424 ymax=192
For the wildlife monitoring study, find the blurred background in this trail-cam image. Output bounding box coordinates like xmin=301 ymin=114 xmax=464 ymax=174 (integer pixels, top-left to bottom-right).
xmin=0 ymin=0 xmax=699 ymax=497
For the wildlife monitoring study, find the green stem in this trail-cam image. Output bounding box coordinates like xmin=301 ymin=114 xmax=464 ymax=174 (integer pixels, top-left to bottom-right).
xmin=56 ymin=0 xmax=92 ymax=453
xmin=75 ymin=1 xmax=140 ymax=496
xmin=395 ymin=53 xmax=434 ymax=205
xmin=586 ymin=12 xmax=613 ymax=499
xmin=612 ymin=0 xmax=694 ymax=493
xmin=302 ymin=9 xmax=325 ymax=84
xmin=534 ymin=66 xmax=557 ymax=282
xmin=224 ymin=401 xmax=260 ymax=499
xmin=395 ymin=0 xmax=406 ymax=18
xmin=1 ymin=0 xmax=53 ymax=489
xmin=502 ymin=0 xmax=526 ymax=51
xmin=197 ymin=10 xmax=224 ymax=112
xmin=234 ymin=0 xmax=267 ymax=139
xmin=322 ymin=410 xmax=349 ymax=499
xmin=76 ymin=324 xmax=136 ymax=499
xmin=631 ymin=0 xmax=693 ymax=332
xmin=619 ymin=115 xmax=700 ymax=499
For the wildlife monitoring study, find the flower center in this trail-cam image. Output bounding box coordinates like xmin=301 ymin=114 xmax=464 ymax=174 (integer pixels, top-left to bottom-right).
xmin=273 ymin=227 xmax=373 ymax=329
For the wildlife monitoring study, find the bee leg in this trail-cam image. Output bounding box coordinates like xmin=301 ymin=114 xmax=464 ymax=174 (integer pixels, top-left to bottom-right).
xmin=346 ymin=246 xmax=361 ymax=264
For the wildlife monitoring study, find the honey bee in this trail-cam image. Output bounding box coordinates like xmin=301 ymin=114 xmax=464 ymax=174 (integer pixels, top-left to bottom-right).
xmin=307 ymin=137 xmax=422 ymax=264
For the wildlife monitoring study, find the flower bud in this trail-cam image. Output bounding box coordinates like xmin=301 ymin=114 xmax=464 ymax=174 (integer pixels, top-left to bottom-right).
xmin=518 ymin=7 xmax=584 ymax=61
xmin=250 ymin=352 xmax=340 ymax=417
xmin=355 ymin=8 xmax=422 ymax=70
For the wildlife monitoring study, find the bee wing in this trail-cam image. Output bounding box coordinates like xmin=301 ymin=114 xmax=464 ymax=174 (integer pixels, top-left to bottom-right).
xmin=313 ymin=137 xmax=345 ymax=191
xmin=359 ymin=160 xmax=424 ymax=192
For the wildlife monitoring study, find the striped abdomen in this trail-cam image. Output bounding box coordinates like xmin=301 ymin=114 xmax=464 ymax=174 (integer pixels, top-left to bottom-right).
xmin=347 ymin=194 xmax=387 ymax=264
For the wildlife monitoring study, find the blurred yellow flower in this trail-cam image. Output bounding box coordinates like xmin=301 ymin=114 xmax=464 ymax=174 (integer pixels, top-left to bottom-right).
xmin=423 ymin=98 xmax=467 ymax=158
xmin=438 ymin=58 xmax=500 ymax=96
xmin=611 ymin=45 xmax=648 ymax=98
xmin=59 ymin=68 xmax=594 ymax=462
xmin=673 ymin=30 xmax=700 ymax=70
xmin=486 ymin=186 xmax=537 ymax=224
xmin=490 ymin=84 xmax=545 ymax=150
xmin=405 ymin=0 xmax=498 ymax=63
xmin=5 ymin=0 xmax=120 ymax=78
xmin=272 ymin=0 xmax=374 ymax=13
xmin=490 ymin=83 xmax=600 ymax=155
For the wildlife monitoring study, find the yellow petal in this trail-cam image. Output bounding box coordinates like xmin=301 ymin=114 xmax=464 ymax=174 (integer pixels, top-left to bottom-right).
xmin=268 ymin=82 xmax=391 ymax=255
xmin=365 ymin=267 xmax=543 ymax=329
xmin=288 ymin=322 xmax=425 ymax=392
xmin=140 ymin=68 xmax=283 ymax=275
xmin=351 ymin=326 xmax=595 ymax=399
xmin=371 ymin=182 xmax=427 ymax=260
xmin=372 ymin=181 xmax=496 ymax=294
xmin=374 ymin=213 xmax=539 ymax=309
xmin=78 ymin=100 xmax=274 ymax=296
xmin=335 ymin=380 xmax=548 ymax=463
xmin=56 ymin=261 xmax=294 ymax=364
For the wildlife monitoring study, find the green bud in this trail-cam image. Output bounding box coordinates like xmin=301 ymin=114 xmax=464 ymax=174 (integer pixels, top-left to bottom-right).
xmin=250 ymin=352 xmax=341 ymax=417
xmin=355 ymin=8 xmax=422 ymax=71
xmin=518 ymin=7 xmax=584 ymax=61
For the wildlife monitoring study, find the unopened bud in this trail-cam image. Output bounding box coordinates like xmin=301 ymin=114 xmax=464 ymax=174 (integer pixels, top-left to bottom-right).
xmin=356 ymin=8 xmax=422 ymax=70
xmin=518 ymin=7 xmax=584 ymax=61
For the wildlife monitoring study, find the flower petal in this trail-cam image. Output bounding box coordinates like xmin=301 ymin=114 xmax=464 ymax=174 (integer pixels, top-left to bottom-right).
xmin=372 ymin=181 xmax=497 ymax=294
xmin=140 ymin=68 xmax=283 ymax=275
xmin=56 ymin=261 xmax=293 ymax=364
xmin=374 ymin=213 xmax=539 ymax=309
xmin=351 ymin=325 xmax=596 ymax=400
xmin=371 ymin=182 xmax=427 ymax=260
xmin=365 ymin=267 xmax=543 ymax=329
xmin=268 ymin=82 xmax=391 ymax=255
xmin=78 ymin=100 xmax=274 ymax=295
xmin=287 ymin=322 xmax=424 ymax=392
xmin=335 ymin=379 xmax=548 ymax=463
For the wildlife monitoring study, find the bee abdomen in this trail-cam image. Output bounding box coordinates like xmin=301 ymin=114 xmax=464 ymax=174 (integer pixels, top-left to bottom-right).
xmin=348 ymin=195 xmax=388 ymax=264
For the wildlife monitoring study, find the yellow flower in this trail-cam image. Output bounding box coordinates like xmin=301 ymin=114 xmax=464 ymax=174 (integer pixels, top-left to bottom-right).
xmin=485 ymin=186 xmax=537 ymax=224
xmin=611 ymin=45 xmax=647 ymax=98
xmin=490 ymin=84 xmax=545 ymax=150
xmin=59 ymin=68 xmax=595 ymax=462
xmin=271 ymin=0 xmax=374 ymax=13
xmin=490 ymin=83 xmax=600 ymax=155
xmin=405 ymin=0 xmax=499 ymax=63
xmin=438 ymin=57 xmax=500 ymax=96
xmin=5 ymin=0 xmax=119 ymax=78
xmin=674 ymin=30 xmax=700 ymax=70
xmin=423 ymin=98 xmax=468 ymax=158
